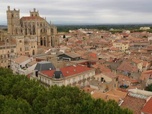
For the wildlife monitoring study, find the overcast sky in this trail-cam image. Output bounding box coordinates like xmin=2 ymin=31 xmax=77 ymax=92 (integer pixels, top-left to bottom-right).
xmin=1 ymin=0 xmax=152 ymax=25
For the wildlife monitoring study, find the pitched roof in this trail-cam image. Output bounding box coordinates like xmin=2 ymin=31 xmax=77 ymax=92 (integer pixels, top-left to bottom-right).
xmin=92 ymin=89 xmax=127 ymax=103
xmin=35 ymin=61 xmax=55 ymax=71
xmin=140 ymin=70 xmax=152 ymax=80
xmin=121 ymin=95 xmax=146 ymax=114
xmin=117 ymin=61 xmax=138 ymax=72
xmin=21 ymin=16 xmax=44 ymax=21
xmin=13 ymin=56 xmax=30 ymax=64
xmin=58 ymin=52 xmax=81 ymax=58
xmin=141 ymin=97 xmax=152 ymax=114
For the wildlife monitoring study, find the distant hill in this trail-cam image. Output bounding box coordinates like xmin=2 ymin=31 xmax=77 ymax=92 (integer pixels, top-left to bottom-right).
xmin=56 ymin=24 xmax=152 ymax=32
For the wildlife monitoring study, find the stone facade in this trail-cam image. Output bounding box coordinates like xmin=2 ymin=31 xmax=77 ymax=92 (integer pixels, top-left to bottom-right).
xmin=7 ymin=6 xmax=58 ymax=47
xmin=0 ymin=6 xmax=58 ymax=68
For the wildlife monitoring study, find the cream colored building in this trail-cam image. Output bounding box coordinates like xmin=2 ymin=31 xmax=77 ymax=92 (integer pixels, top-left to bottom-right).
xmin=11 ymin=55 xmax=37 ymax=75
xmin=32 ymin=64 xmax=95 ymax=87
xmin=0 ymin=30 xmax=17 ymax=67
xmin=113 ymin=40 xmax=129 ymax=52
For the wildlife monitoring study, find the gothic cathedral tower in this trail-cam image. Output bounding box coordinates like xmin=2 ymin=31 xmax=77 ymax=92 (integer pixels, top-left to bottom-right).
xmin=7 ymin=6 xmax=21 ymax=35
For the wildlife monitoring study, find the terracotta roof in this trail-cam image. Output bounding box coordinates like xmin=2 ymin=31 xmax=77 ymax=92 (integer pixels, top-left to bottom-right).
xmin=141 ymin=97 xmax=152 ymax=114
xmin=118 ymin=74 xmax=138 ymax=83
xmin=103 ymin=72 xmax=117 ymax=78
xmin=92 ymin=89 xmax=127 ymax=103
xmin=117 ymin=61 xmax=138 ymax=72
xmin=13 ymin=56 xmax=30 ymax=64
xmin=106 ymin=89 xmax=127 ymax=99
xmin=140 ymin=70 xmax=152 ymax=81
xmin=41 ymin=64 xmax=93 ymax=78
xmin=21 ymin=16 xmax=44 ymax=21
xmin=132 ymin=58 xmax=142 ymax=64
xmin=121 ymin=94 xmax=146 ymax=114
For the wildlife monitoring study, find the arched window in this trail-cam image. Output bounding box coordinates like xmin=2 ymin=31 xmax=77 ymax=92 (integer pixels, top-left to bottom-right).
xmin=32 ymin=50 xmax=35 ymax=55
xmin=44 ymin=37 xmax=46 ymax=46
xmin=51 ymin=28 xmax=53 ymax=34
xmin=33 ymin=25 xmax=35 ymax=35
xmin=40 ymin=37 xmax=43 ymax=46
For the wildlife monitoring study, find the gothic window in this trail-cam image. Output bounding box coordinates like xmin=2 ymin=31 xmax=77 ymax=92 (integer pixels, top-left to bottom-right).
xmin=40 ymin=37 xmax=43 ymax=46
xmin=51 ymin=28 xmax=53 ymax=33
xmin=32 ymin=50 xmax=35 ymax=55
xmin=33 ymin=25 xmax=35 ymax=35
xmin=44 ymin=37 xmax=46 ymax=46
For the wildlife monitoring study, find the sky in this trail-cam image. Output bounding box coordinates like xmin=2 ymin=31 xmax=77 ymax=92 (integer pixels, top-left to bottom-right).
xmin=1 ymin=0 xmax=152 ymax=25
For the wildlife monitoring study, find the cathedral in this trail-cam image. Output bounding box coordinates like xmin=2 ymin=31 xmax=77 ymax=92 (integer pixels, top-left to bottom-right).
xmin=0 ymin=6 xmax=58 ymax=67
xmin=7 ymin=6 xmax=58 ymax=47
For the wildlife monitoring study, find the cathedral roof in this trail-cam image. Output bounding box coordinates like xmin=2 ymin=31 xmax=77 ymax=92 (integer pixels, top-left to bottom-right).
xmin=21 ymin=16 xmax=44 ymax=21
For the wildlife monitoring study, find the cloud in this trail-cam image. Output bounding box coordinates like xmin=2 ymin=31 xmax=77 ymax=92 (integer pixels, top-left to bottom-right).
xmin=1 ymin=0 xmax=152 ymax=25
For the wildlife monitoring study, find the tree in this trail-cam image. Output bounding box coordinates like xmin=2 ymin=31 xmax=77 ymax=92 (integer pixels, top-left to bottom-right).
xmin=146 ymin=84 xmax=152 ymax=91
xmin=0 ymin=68 xmax=133 ymax=114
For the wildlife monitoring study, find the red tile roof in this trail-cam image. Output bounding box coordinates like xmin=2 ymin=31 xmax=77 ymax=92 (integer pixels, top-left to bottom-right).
xmin=141 ymin=97 xmax=152 ymax=114
xmin=121 ymin=95 xmax=146 ymax=114
xmin=140 ymin=70 xmax=152 ymax=81
xmin=41 ymin=65 xmax=93 ymax=78
xmin=117 ymin=61 xmax=138 ymax=72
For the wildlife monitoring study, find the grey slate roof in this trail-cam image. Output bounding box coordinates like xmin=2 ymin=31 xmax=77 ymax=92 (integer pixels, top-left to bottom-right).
xmin=34 ymin=61 xmax=55 ymax=71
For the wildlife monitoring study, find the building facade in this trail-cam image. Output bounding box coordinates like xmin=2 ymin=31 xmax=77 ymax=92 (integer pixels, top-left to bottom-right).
xmin=0 ymin=6 xmax=58 ymax=68
xmin=7 ymin=6 xmax=58 ymax=47
xmin=32 ymin=64 xmax=95 ymax=87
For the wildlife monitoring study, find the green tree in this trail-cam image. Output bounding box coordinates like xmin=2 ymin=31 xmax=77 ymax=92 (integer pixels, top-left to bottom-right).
xmin=0 ymin=68 xmax=133 ymax=114
xmin=146 ymin=84 xmax=152 ymax=91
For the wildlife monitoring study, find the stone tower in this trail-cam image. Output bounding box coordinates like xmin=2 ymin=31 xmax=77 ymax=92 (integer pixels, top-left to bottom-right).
xmin=30 ymin=8 xmax=39 ymax=17
xmin=7 ymin=6 xmax=21 ymax=35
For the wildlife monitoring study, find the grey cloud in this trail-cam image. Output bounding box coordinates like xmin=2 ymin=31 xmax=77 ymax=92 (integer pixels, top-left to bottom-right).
xmin=1 ymin=0 xmax=152 ymax=25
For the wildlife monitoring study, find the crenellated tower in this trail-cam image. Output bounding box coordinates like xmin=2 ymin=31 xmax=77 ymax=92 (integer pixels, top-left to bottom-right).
xmin=7 ymin=6 xmax=21 ymax=35
xmin=30 ymin=8 xmax=39 ymax=17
